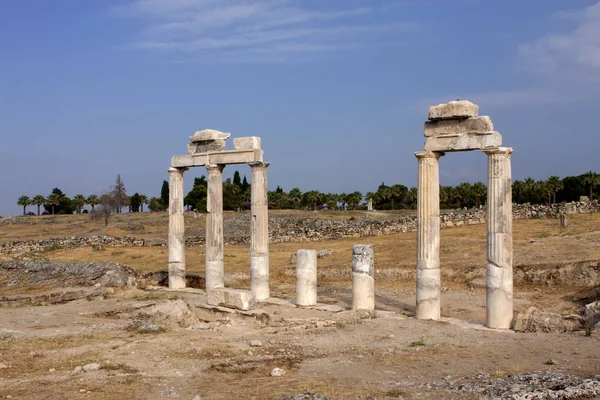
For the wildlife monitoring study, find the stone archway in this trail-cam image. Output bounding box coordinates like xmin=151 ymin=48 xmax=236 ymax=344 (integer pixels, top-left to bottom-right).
xmin=414 ymin=101 xmax=514 ymax=329
xmin=167 ymin=130 xmax=270 ymax=300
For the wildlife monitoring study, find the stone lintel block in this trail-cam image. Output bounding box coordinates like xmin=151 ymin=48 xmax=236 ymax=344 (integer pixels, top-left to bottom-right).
xmin=172 ymin=149 xmax=264 ymax=168
xmin=190 ymin=129 xmax=231 ymax=142
xmin=428 ymin=100 xmax=479 ymax=121
xmin=424 ymin=131 xmax=502 ymax=152
xmin=424 ymin=116 xmax=493 ymax=137
xmin=233 ymin=137 xmax=261 ymax=151
xmin=188 ymin=140 xmax=226 ymax=155
xmin=206 ymin=288 xmax=257 ymax=311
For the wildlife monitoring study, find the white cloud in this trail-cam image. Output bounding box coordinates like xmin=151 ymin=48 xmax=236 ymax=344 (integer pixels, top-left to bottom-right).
xmin=113 ymin=0 xmax=418 ymax=62
xmin=518 ymin=2 xmax=600 ymax=75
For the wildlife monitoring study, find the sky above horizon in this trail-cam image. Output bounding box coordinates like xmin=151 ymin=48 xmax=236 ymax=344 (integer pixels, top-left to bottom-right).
xmin=1 ymin=0 xmax=600 ymax=216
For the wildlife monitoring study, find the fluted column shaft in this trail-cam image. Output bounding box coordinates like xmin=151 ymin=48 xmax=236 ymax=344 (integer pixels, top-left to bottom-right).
xmin=206 ymin=164 xmax=225 ymax=289
xmin=250 ymin=162 xmax=270 ymax=300
xmin=168 ymin=167 xmax=187 ymax=289
xmin=415 ymin=151 xmax=443 ymax=320
xmin=483 ymin=147 xmax=514 ymax=329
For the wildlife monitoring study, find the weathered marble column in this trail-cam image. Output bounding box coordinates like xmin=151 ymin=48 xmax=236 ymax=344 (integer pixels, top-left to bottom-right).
xmin=483 ymin=147 xmax=514 ymax=329
xmin=352 ymin=244 xmax=375 ymax=310
xmin=168 ymin=167 xmax=187 ymax=289
xmin=415 ymin=151 xmax=443 ymax=320
xmin=206 ymin=164 xmax=225 ymax=290
xmin=296 ymin=249 xmax=317 ymax=307
xmin=250 ymin=162 xmax=270 ymax=300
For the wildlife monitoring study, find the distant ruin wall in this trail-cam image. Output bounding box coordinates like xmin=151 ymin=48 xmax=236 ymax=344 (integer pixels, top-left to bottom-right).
xmin=0 ymin=201 xmax=598 ymax=256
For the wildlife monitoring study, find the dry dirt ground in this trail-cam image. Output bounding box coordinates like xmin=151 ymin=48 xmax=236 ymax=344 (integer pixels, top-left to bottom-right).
xmin=1 ymin=212 xmax=600 ymax=399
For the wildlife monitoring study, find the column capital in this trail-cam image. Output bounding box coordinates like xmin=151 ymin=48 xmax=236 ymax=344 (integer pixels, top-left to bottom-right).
xmin=481 ymin=147 xmax=514 ymax=156
xmin=168 ymin=167 xmax=188 ymax=173
xmin=415 ymin=150 xmax=444 ymax=160
xmin=248 ymin=161 xmax=270 ymax=169
xmin=205 ymin=164 xmax=225 ymax=172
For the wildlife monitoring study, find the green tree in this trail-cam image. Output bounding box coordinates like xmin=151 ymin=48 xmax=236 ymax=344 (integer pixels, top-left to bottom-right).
xmin=73 ymin=194 xmax=86 ymax=214
xmin=130 ymin=193 xmax=142 ymax=212
xmin=160 ymin=180 xmax=169 ymax=209
xmin=148 ymin=197 xmax=163 ymax=212
xmin=303 ymin=190 xmax=323 ymax=210
xmin=407 ymin=187 xmax=418 ymax=209
xmin=113 ymin=175 xmax=128 ymax=213
xmin=241 ymin=175 xmax=250 ymax=192
xmin=17 ymin=196 xmax=31 ymax=216
xmin=546 ymin=176 xmax=563 ymax=204
xmin=581 ymin=171 xmax=600 ymax=200
xmin=32 ymin=195 xmax=45 ymax=216
xmin=87 ymin=194 xmax=99 ymax=212
xmin=139 ymin=194 xmax=148 ymax=212
xmin=455 ymin=182 xmax=473 ymax=208
xmin=287 ymin=188 xmax=303 ymax=209
xmin=46 ymin=193 xmax=61 ymax=215
xmin=471 ymin=182 xmax=487 ymax=207
xmin=233 ymin=170 xmax=242 ymax=188
xmin=185 ymin=176 xmax=208 ymax=212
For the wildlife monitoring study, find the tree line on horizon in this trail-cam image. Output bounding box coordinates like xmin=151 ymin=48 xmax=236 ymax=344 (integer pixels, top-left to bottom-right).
xmin=14 ymin=170 xmax=600 ymax=216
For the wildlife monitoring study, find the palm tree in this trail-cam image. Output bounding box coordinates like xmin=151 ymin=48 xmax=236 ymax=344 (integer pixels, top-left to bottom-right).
xmin=87 ymin=195 xmax=99 ymax=212
xmin=536 ymin=180 xmax=553 ymax=205
xmin=407 ymin=187 xmax=418 ymax=209
xmin=139 ymin=194 xmax=148 ymax=212
xmin=455 ymin=182 xmax=473 ymax=208
xmin=73 ymin=194 xmax=86 ymax=214
xmin=512 ymin=180 xmax=525 ymax=204
xmin=546 ymin=176 xmax=563 ymax=204
xmin=581 ymin=171 xmax=600 ymax=200
xmin=471 ymin=182 xmax=487 ymax=207
xmin=17 ymin=196 xmax=31 ymax=216
xmin=304 ymin=190 xmax=323 ymax=210
xmin=46 ymin=193 xmax=61 ymax=215
xmin=32 ymin=195 xmax=45 ymax=216
xmin=288 ymin=188 xmax=302 ymax=209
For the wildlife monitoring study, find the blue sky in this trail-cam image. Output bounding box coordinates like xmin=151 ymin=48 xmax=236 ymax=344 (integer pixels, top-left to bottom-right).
xmin=1 ymin=0 xmax=600 ymax=216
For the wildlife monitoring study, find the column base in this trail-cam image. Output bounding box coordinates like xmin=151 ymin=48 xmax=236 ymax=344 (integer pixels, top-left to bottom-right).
xmin=168 ymin=262 xmax=186 ymax=289
xmin=250 ymin=256 xmax=269 ymax=300
xmin=205 ymin=260 xmax=224 ymax=289
xmin=416 ymin=267 xmax=441 ymax=320
xmin=352 ymin=273 xmax=375 ymax=311
xmin=486 ymin=288 xmax=513 ymax=329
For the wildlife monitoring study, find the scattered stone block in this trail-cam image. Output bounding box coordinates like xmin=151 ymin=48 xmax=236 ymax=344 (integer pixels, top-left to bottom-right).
xmin=187 ymin=140 xmax=226 ymax=154
xmin=271 ymin=367 xmax=286 ymax=377
xmin=424 ymin=131 xmax=502 ymax=152
xmin=428 ymin=100 xmax=479 ymax=120
xmin=233 ymin=137 xmax=261 ymax=150
xmin=250 ymin=340 xmax=263 ymax=347
xmin=190 ymin=129 xmax=231 ymax=142
xmin=424 ymin=116 xmax=493 ymax=137
xmin=83 ymin=363 xmax=101 ymax=372
xmin=206 ymin=288 xmax=257 ymax=311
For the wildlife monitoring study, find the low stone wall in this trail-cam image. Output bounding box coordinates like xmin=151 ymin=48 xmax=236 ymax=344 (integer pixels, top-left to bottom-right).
xmin=1 ymin=201 xmax=598 ymax=256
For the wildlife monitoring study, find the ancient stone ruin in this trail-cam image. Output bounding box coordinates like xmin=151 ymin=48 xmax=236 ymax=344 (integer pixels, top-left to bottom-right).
xmin=168 ymin=129 xmax=270 ymax=301
xmin=415 ymin=100 xmax=514 ymax=329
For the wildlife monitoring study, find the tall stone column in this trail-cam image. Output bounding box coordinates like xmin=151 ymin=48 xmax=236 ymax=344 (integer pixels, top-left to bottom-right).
xmin=168 ymin=167 xmax=187 ymax=289
xmin=483 ymin=147 xmax=514 ymax=329
xmin=206 ymin=164 xmax=225 ymax=290
xmin=415 ymin=151 xmax=443 ymax=320
xmin=249 ymin=162 xmax=270 ymax=300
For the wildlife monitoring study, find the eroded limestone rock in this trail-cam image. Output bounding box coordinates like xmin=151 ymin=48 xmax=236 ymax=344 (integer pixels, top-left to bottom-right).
xmin=207 ymin=288 xmax=257 ymax=311
xmin=233 ymin=137 xmax=261 ymax=150
xmin=189 ymin=129 xmax=231 ymax=142
xmin=424 ymin=131 xmax=502 ymax=152
xmin=424 ymin=116 xmax=493 ymax=137
xmin=428 ymin=100 xmax=479 ymax=120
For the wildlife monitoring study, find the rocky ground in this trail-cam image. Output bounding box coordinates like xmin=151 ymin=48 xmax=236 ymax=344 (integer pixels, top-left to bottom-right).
xmin=1 ymin=213 xmax=600 ymax=399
